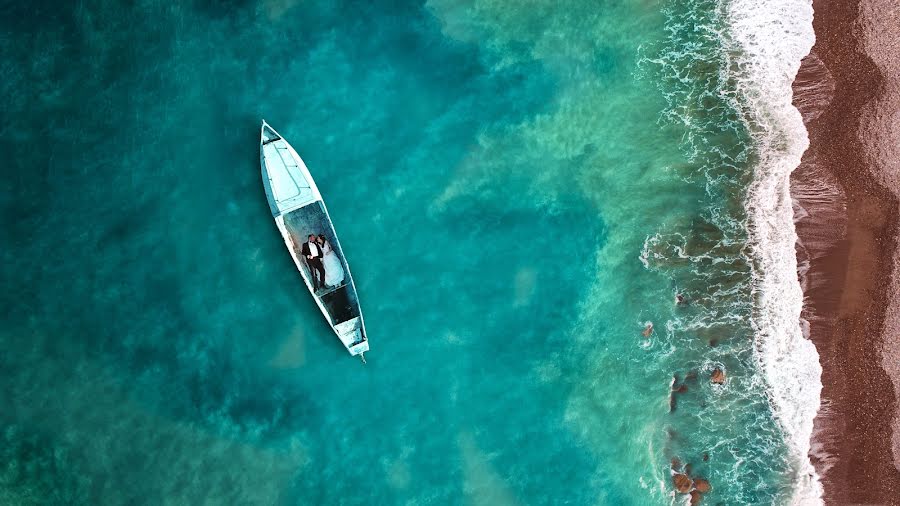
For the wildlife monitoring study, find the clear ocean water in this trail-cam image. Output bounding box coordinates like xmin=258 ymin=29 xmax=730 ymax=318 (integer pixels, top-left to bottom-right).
xmin=1 ymin=0 xmax=821 ymax=504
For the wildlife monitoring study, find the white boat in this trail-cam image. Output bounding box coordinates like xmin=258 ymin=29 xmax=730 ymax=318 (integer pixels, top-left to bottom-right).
xmin=259 ymin=120 xmax=369 ymax=361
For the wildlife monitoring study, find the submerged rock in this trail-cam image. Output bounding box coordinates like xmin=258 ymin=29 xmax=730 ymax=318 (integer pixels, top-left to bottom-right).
xmin=642 ymin=322 xmax=654 ymax=337
xmin=670 ymin=377 xmax=689 ymax=413
xmin=690 ymin=490 xmax=703 ymax=504
xmin=694 ymin=478 xmax=711 ymax=493
xmin=673 ymin=473 xmax=693 ymax=493
xmin=711 ymin=368 xmax=726 ymax=384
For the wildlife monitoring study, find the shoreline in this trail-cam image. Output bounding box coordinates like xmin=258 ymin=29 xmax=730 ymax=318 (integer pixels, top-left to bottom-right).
xmin=723 ymin=0 xmax=824 ymax=501
xmin=791 ymin=0 xmax=900 ymax=502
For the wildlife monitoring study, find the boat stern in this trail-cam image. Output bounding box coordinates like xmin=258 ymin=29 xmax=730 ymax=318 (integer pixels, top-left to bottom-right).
xmin=335 ymin=317 xmax=368 ymax=356
xmin=349 ymin=339 xmax=369 ymax=356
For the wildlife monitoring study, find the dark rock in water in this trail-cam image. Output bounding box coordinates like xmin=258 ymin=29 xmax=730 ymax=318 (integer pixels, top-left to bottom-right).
xmin=671 ymin=457 xmax=682 ymax=469
xmin=709 ymin=339 xmax=719 ymax=347
xmin=673 ymin=473 xmax=693 ymax=493
xmin=690 ymin=490 xmax=703 ymax=505
xmin=694 ymin=478 xmax=711 ymax=493
xmin=685 ymin=370 xmax=698 ymax=382
xmin=669 ymin=380 xmax=689 ymax=413
xmin=702 ymin=453 xmax=709 ymax=462
xmin=642 ymin=323 xmax=654 ymax=337
xmin=711 ymin=368 xmax=726 ymax=384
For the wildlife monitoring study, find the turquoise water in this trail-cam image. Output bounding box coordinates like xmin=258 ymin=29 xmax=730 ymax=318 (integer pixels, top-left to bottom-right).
xmin=1 ymin=0 xmax=810 ymax=504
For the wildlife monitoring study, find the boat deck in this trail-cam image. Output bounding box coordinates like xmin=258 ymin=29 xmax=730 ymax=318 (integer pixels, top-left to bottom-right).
xmin=261 ymin=128 xmax=316 ymax=215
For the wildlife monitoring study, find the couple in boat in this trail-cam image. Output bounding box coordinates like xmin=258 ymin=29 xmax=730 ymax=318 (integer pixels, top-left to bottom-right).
xmin=301 ymin=234 xmax=344 ymax=292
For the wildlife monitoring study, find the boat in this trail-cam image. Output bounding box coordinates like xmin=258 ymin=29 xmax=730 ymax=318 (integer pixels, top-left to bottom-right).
xmin=259 ymin=120 xmax=369 ymax=361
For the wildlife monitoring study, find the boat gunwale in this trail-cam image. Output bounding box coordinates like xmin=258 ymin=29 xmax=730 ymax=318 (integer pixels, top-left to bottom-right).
xmin=260 ymin=120 xmax=369 ymax=357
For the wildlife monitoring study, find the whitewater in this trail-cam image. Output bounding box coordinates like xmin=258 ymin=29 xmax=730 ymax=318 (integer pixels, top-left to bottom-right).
xmin=725 ymin=0 xmax=824 ymax=502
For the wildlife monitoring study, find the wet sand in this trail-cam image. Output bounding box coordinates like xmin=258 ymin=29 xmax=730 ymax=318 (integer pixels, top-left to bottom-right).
xmin=791 ymin=0 xmax=900 ymax=503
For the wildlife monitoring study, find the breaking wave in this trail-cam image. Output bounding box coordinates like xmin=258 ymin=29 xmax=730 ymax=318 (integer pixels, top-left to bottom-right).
xmin=723 ymin=0 xmax=823 ymax=503
xmin=643 ymin=0 xmax=822 ymax=502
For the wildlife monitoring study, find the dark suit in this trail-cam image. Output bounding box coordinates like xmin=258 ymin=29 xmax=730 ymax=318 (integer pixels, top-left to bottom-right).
xmin=301 ymin=240 xmax=326 ymax=290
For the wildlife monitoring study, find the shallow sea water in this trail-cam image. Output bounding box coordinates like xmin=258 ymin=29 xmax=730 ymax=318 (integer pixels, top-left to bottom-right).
xmin=1 ymin=0 xmax=809 ymax=504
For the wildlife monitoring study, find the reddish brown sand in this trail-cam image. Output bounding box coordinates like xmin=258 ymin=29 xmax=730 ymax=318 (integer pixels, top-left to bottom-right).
xmin=791 ymin=0 xmax=900 ymax=503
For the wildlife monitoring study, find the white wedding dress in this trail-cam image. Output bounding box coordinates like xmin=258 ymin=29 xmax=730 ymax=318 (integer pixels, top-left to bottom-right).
xmin=321 ymin=240 xmax=345 ymax=287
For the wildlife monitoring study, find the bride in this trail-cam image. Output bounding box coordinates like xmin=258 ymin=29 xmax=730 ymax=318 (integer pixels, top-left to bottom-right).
xmin=318 ymin=234 xmax=345 ymax=287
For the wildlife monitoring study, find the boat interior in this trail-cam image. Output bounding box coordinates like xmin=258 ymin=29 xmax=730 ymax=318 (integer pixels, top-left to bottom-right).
xmin=282 ymin=202 xmax=361 ymax=326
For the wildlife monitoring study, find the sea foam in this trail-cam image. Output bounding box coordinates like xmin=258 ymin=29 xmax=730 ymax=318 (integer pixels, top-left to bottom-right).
xmin=722 ymin=0 xmax=824 ymax=503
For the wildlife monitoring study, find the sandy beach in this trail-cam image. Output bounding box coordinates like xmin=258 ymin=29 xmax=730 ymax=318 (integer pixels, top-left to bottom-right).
xmin=792 ymin=0 xmax=900 ymax=503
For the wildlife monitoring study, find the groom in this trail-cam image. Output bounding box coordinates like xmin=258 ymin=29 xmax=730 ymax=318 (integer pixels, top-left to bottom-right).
xmin=301 ymin=233 xmax=327 ymax=291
